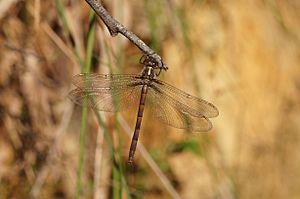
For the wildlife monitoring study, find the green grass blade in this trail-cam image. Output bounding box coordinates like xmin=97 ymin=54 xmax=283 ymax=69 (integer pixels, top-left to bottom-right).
xmin=56 ymin=1 xmax=131 ymax=197
xmin=55 ymin=0 xmax=84 ymax=67
xmin=92 ymin=110 xmax=132 ymax=199
xmin=85 ymin=12 xmax=96 ymax=73
xmin=99 ymin=32 xmax=127 ymax=199
xmin=75 ymin=11 xmax=96 ymax=199
xmin=76 ymin=101 xmax=88 ymax=199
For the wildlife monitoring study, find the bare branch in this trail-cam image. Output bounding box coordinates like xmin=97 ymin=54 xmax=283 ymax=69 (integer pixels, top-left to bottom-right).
xmin=85 ymin=0 xmax=167 ymax=70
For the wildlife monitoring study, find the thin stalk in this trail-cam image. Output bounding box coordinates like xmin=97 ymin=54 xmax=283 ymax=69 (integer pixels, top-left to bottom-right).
xmin=119 ymin=116 xmax=181 ymax=199
xmin=55 ymin=0 xmax=84 ymax=67
xmin=103 ymin=36 xmax=124 ymax=199
xmin=97 ymin=23 xmax=129 ymax=196
xmin=75 ymin=11 xmax=96 ymax=199
xmin=92 ymin=110 xmax=132 ymax=199
xmin=112 ymin=166 xmax=122 ymax=199
xmin=76 ymin=102 xmax=88 ymax=199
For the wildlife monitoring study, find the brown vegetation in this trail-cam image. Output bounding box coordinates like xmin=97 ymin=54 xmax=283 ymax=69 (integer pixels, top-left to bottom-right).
xmin=0 ymin=0 xmax=299 ymax=198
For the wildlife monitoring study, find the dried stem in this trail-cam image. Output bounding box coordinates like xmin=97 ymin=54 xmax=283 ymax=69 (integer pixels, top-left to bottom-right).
xmin=85 ymin=0 xmax=167 ymax=70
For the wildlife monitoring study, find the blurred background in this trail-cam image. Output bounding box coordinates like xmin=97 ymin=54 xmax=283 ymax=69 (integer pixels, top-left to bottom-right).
xmin=1 ymin=0 xmax=300 ymax=198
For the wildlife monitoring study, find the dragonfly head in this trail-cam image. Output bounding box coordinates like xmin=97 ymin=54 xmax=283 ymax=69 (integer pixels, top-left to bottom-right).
xmin=139 ymin=54 xmax=168 ymax=72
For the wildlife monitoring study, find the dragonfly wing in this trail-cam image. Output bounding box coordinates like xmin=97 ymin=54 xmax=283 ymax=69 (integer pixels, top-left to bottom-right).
xmin=69 ymin=73 xmax=142 ymax=112
xmin=152 ymin=79 xmax=219 ymax=118
xmin=72 ymin=73 xmax=140 ymax=88
xmin=147 ymin=87 xmax=213 ymax=132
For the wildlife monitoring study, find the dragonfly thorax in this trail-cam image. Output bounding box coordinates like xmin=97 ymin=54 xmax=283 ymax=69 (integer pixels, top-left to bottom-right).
xmin=141 ymin=66 xmax=156 ymax=80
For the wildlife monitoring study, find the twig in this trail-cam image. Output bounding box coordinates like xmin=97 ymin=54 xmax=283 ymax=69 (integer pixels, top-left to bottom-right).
xmin=85 ymin=0 xmax=167 ymax=70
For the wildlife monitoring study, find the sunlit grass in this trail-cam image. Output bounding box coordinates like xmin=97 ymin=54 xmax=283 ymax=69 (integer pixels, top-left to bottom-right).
xmin=55 ymin=1 xmax=129 ymax=198
xmin=1 ymin=0 xmax=300 ymax=198
xmin=75 ymin=11 xmax=95 ymax=199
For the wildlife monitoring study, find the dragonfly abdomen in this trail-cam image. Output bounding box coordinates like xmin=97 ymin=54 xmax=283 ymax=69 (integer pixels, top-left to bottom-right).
xmin=128 ymin=84 xmax=149 ymax=164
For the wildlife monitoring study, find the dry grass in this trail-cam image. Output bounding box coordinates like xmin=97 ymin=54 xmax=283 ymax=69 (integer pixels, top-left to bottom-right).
xmin=0 ymin=0 xmax=299 ymax=199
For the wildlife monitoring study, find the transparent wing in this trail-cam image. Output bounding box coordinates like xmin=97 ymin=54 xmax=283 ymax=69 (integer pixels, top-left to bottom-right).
xmin=68 ymin=73 xmax=142 ymax=112
xmin=152 ymin=79 xmax=219 ymax=118
xmin=72 ymin=73 xmax=140 ymax=88
xmin=146 ymin=84 xmax=215 ymax=132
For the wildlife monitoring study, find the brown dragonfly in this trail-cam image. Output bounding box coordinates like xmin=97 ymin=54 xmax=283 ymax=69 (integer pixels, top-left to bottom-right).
xmin=68 ymin=55 xmax=219 ymax=164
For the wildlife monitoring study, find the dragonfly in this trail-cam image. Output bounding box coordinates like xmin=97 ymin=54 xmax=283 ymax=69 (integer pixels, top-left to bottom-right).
xmin=68 ymin=55 xmax=219 ymax=164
